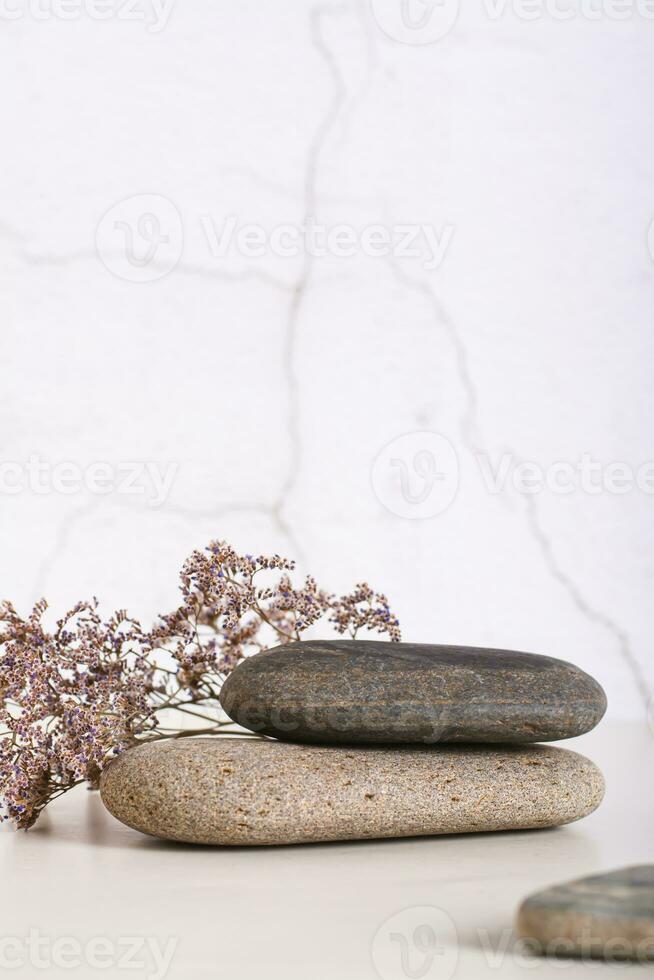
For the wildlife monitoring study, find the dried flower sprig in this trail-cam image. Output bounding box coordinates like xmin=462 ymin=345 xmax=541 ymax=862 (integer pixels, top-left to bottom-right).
xmin=0 ymin=540 xmax=400 ymax=829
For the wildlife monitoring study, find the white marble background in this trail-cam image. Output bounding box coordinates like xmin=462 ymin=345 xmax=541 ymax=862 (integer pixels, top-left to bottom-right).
xmin=1 ymin=0 xmax=652 ymax=720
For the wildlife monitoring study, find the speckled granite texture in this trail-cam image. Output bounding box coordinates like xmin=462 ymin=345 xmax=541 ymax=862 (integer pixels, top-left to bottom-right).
xmin=100 ymin=738 xmax=605 ymax=846
xmin=219 ymin=641 xmax=607 ymax=745
xmin=517 ymin=866 xmax=654 ymax=961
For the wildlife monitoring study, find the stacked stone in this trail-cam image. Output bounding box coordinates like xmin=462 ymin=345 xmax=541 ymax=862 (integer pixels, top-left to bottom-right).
xmin=101 ymin=641 xmax=607 ymax=846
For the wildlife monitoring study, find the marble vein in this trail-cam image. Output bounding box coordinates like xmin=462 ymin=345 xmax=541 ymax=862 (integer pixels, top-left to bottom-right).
xmin=386 ymin=260 xmax=651 ymax=709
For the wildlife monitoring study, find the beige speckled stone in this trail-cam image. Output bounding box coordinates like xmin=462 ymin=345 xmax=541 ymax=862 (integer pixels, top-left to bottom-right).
xmin=100 ymin=738 xmax=604 ymax=846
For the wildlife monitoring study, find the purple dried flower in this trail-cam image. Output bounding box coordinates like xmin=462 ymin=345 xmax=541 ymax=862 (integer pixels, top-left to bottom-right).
xmin=0 ymin=540 xmax=400 ymax=828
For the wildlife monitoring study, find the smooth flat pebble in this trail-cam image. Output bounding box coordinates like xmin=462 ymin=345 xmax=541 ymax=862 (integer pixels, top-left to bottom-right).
xmin=219 ymin=640 xmax=608 ymax=745
xmin=100 ymin=738 xmax=605 ymax=846
xmin=517 ymin=866 xmax=654 ymax=961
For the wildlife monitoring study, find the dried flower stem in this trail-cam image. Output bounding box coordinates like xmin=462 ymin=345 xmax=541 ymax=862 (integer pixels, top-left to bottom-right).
xmin=0 ymin=539 xmax=400 ymax=828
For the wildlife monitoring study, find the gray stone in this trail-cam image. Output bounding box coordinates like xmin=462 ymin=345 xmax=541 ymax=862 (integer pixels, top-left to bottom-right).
xmin=517 ymin=866 xmax=654 ymax=961
xmin=219 ymin=641 xmax=607 ymax=744
xmin=100 ymin=738 xmax=604 ymax=846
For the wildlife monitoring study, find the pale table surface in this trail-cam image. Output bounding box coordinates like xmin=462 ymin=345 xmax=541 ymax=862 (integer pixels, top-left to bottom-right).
xmin=1 ymin=723 xmax=652 ymax=980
